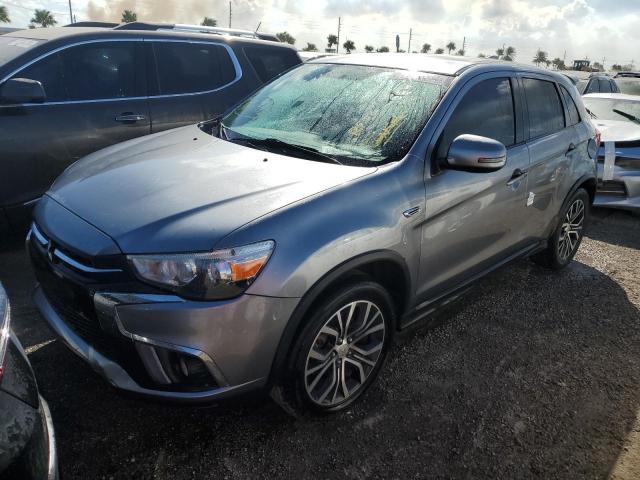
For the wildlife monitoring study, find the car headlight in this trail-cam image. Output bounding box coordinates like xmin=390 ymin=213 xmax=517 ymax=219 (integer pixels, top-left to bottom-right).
xmin=128 ymin=241 xmax=275 ymax=300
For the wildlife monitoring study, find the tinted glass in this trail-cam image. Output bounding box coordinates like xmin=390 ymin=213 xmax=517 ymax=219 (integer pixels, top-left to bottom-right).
xmin=153 ymin=42 xmax=235 ymax=95
xmin=598 ymin=79 xmax=612 ymax=93
xmin=584 ymin=79 xmax=599 ymax=94
xmin=243 ymin=46 xmax=301 ymax=83
xmin=560 ymin=85 xmax=580 ymax=126
xmin=523 ymin=78 xmax=565 ymax=137
xmin=62 ymin=42 xmax=136 ymax=101
xmin=222 ymin=64 xmax=450 ymax=165
xmin=437 ymin=78 xmax=515 ymax=158
xmin=12 ymin=52 xmax=67 ymax=102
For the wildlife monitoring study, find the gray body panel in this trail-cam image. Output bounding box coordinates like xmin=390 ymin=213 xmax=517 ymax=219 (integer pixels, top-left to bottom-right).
xmin=31 ymin=57 xmax=597 ymax=401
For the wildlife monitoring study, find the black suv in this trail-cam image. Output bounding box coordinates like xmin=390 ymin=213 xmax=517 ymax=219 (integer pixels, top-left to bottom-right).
xmin=0 ymin=23 xmax=301 ymax=232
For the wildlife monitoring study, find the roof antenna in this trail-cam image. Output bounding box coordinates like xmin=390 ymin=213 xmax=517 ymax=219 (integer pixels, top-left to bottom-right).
xmin=255 ymin=21 xmax=261 ymax=33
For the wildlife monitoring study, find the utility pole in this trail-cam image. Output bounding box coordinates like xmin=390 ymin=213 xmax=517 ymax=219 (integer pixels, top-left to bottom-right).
xmin=336 ymin=17 xmax=341 ymax=54
xmin=462 ymin=36 xmax=466 ymax=54
xmin=408 ymin=28 xmax=412 ymax=53
xmin=68 ymin=0 xmax=73 ymax=24
xmin=229 ymin=1 xmax=232 ymax=28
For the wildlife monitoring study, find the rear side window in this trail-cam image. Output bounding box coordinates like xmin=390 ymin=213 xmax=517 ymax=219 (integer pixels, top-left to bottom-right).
xmin=598 ymin=79 xmax=612 ymax=93
xmin=243 ymin=46 xmax=300 ymax=83
xmin=560 ymin=85 xmax=581 ymax=126
xmin=10 ymin=41 xmax=139 ymax=102
xmin=523 ymin=78 xmax=565 ymax=138
xmin=584 ymin=79 xmax=599 ymax=94
xmin=437 ymin=77 xmax=515 ymax=158
xmin=152 ymin=42 xmax=236 ymax=95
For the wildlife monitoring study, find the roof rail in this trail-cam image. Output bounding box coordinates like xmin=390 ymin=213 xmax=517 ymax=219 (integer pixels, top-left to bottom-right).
xmin=65 ymin=21 xmax=119 ymax=28
xmin=113 ymin=22 xmax=280 ymax=42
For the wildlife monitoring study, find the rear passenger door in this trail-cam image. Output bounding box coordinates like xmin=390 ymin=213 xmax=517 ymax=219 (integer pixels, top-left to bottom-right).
xmin=146 ymin=40 xmax=251 ymax=132
xmin=0 ymin=39 xmax=149 ymax=210
xmin=521 ymin=75 xmax=577 ymax=236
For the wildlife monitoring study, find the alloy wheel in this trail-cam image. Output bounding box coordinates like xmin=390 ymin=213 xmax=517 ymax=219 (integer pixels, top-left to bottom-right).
xmin=304 ymin=300 xmax=386 ymax=407
xmin=558 ymin=198 xmax=585 ymax=261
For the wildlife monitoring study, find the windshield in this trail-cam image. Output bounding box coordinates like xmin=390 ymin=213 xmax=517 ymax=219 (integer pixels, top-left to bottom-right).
xmin=221 ymin=63 xmax=450 ymax=166
xmin=0 ymin=36 xmax=45 ymax=65
xmin=583 ymin=97 xmax=640 ymax=124
xmin=617 ymin=79 xmax=640 ymax=96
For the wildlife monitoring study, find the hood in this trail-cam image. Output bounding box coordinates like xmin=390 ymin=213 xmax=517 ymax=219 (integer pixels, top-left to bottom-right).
xmin=593 ymin=119 xmax=640 ymax=143
xmin=49 ymin=125 xmax=375 ymax=254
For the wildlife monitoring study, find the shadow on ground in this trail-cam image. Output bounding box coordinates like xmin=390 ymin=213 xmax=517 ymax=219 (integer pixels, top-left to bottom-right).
xmin=1 ymin=215 xmax=639 ymax=479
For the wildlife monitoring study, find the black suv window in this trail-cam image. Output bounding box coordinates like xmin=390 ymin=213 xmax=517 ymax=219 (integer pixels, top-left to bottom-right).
xmin=152 ymin=42 xmax=236 ymax=95
xmin=437 ymin=77 xmax=515 ymax=158
xmin=243 ymin=45 xmax=300 ymax=83
xmin=560 ymin=85 xmax=581 ymax=126
xmin=584 ymin=79 xmax=599 ymax=94
xmin=10 ymin=41 xmax=139 ymax=102
xmin=523 ymin=78 xmax=565 ymax=138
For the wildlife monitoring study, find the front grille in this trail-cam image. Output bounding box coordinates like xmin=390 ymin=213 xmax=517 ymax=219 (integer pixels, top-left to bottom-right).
xmin=597 ymin=180 xmax=627 ymax=197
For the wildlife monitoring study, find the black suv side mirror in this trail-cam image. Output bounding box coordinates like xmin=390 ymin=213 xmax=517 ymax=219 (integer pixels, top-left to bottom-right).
xmin=446 ymin=134 xmax=507 ymax=172
xmin=0 ymin=78 xmax=46 ymax=104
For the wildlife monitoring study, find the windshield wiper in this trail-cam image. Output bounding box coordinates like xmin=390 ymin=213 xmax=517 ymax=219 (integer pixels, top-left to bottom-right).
xmin=231 ymin=137 xmax=344 ymax=165
xmin=613 ymin=108 xmax=640 ymax=124
xmin=585 ymin=107 xmax=598 ymax=119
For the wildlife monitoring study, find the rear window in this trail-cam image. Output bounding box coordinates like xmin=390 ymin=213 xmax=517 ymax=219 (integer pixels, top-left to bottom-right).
xmin=243 ymin=46 xmax=301 ymax=83
xmin=152 ymin=42 xmax=236 ymax=95
xmin=523 ymin=78 xmax=565 ymax=138
xmin=598 ymin=79 xmax=612 ymax=93
xmin=0 ymin=36 xmax=45 ymax=65
xmin=617 ymin=79 xmax=640 ymax=96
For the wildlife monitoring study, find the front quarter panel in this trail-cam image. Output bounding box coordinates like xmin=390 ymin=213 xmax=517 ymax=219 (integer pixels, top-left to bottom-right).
xmin=217 ymin=156 xmax=426 ymax=300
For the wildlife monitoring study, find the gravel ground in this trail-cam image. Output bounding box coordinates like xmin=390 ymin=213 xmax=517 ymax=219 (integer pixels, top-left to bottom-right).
xmin=1 ymin=208 xmax=639 ymax=479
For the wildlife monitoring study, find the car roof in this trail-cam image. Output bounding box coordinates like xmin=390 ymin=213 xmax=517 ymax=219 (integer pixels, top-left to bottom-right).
xmin=308 ymin=53 xmax=568 ymax=79
xmin=583 ymin=93 xmax=640 ymax=101
xmin=4 ymin=25 xmax=294 ymax=50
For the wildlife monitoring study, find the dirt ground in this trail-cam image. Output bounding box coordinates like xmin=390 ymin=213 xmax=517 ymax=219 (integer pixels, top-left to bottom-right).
xmin=1 ymin=208 xmax=639 ymax=479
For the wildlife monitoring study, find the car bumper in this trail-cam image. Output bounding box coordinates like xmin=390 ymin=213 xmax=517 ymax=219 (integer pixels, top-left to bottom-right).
xmin=33 ymin=284 xmax=299 ymax=402
xmin=595 ymin=154 xmax=640 ymax=212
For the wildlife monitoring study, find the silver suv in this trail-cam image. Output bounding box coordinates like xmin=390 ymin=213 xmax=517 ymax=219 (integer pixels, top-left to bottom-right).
xmin=29 ymin=54 xmax=598 ymax=413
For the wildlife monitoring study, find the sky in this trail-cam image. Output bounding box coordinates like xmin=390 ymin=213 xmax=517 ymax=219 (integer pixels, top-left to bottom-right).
xmin=3 ymin=0 xmax=639 ymax=68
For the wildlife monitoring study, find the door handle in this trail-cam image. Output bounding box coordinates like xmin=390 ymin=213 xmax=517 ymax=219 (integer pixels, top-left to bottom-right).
xmin=566 ymin=143 xmax=576 ymax=155
xmin=115 ymin=113 xmax=146 ymax=123
xmin=507 ymin=168 xmax=527 ymax=186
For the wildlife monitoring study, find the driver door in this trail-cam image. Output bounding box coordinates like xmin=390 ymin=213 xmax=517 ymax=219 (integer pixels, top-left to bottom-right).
xmin=416 ymin=75 xmax=532 ymax=303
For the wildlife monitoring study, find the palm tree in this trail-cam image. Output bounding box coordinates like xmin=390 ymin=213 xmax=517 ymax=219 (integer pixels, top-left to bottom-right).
xmin=435 ymin=48 xmax=444 ymax=54
xmin=496 ymin=47 xmax=504 ymax=58
xmin=364 ymin=45 xmax=374 ymax=53
xmin=551 ymin=57 xmax=565 ymax=70
xmin=201 ymin=17 xmax=217 ymax=27
xmin=121 ymin=10 xmax=137 ymax=22
xmin=446 ymin=42 xmax=456 ymax=54
xmin=276 ymin=32 xmax=295 ymax=45
xmin=503 ymin=46 xmax=516 ymax=61
xmin=30 ymin=9 xmax=57 ymax=28
xmin=343 ymin=40 xmax=355 ymax=54
xmin=532 ymin=49 xmax=548 ymax=67
xmin=376 ymin=46 xmax=389 ymax=53
xmin=327 ymin=34 xmax=338 ymax=51
xmin=478 ymin=53 xmax=486 ymax=58
xmin=421 ymin=43 xmax=431 ymax=54
xmin=0 ymin=6 xmax=9 ymax=23
xmin=456 ymin=49 xmax=465 ymax=56
xmin=303 ymin=43 xmax=318 ymax=52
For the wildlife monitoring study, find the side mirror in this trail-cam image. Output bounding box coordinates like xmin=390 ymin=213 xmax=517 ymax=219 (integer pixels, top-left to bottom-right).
xmin=0 ymin=78 xmax=46 ymax=104
xmin=446 ymin=134 xmax=507 ymax=172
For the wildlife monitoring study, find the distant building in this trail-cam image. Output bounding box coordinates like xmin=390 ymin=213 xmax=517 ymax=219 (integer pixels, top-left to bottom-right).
xmin=573 ymin=60 xmax=591 ymax=71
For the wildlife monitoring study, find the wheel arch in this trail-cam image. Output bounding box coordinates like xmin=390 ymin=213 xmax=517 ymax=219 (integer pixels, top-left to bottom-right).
xmin=267 ymin=250 xmax=411 ymax=385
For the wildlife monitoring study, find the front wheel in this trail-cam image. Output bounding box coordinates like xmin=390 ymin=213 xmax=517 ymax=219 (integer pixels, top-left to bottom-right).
xmin=531 ymin=188 xmax=589 ymax=269
xmin=273 ymin=281 xmax=395 ymax=415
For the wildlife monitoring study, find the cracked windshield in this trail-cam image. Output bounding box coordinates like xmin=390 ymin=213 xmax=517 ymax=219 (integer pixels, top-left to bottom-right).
xmin=221 ymin=63 xmax=449 ymax=166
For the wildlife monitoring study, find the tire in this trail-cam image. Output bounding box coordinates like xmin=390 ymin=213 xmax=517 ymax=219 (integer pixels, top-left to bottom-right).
xmin=531 ymin=188 xmax=590 ymax=270
xmin=272 ymin=281 xmax=395 ymax=415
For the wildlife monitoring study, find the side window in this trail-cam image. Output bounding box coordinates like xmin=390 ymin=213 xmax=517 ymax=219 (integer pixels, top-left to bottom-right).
xmin=584 ymin=79 xmax=599 ymax=94
xmin=436 ymin=77 xmax=515 ymax=158
xmin=560 ymin=85 xmax=581 ymax=126
xmin=243 ymin=46 xmax=300 ymax=83
xmin=523 ymin=78 xmax=565 ymax=138
xmin=12 ymin=52 xmax=67 ymax=102
xmin=598 ymin=79 xmax=612 ymax=93
xmin=60 ymin=42 xmax=137 ymax=101
xmin=152 ymin=42 xmax=236 ymax=95
xmin=610 ymin=80 xmax=619 ymax=93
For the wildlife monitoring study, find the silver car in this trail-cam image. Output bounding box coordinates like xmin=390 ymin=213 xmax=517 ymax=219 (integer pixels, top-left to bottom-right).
xmin=29 ymin=55 xmax=597 ymax=413
xmin=583 ymin=93 xmax=640 ymax=212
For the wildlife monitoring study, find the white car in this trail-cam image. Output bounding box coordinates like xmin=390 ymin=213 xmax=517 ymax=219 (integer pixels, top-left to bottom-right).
xmin=583 ymin=93 xmax=640 ymax=212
